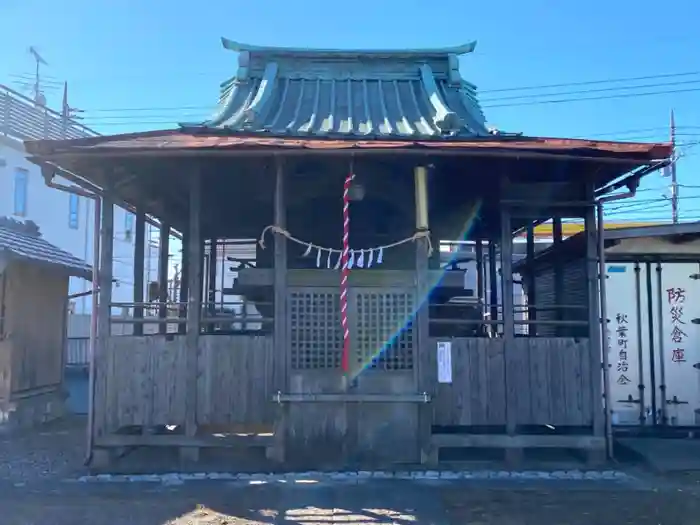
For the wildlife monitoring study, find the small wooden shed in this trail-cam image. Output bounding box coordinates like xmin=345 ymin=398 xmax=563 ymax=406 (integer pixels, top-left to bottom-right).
xmin=0 ymin=218 xmax=92 ymax=429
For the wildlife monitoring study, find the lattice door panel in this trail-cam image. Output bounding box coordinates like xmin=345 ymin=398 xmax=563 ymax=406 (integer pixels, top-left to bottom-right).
xmin=289 ymin=288 xmax=342 ymax=370
xmin=353 ymin=290 xmax=415 ymax=370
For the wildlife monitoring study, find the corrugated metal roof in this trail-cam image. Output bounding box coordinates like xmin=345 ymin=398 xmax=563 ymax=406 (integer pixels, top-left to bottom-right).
xmin=517 ymin=221 xmax=666 ymax=238
xmin=192 ymin=39 xmax=489 ymax=138
xmin=514 ymin=221 xmax=700 ymax=272
xmin=0 ymin=224 xmax=92 ymax=279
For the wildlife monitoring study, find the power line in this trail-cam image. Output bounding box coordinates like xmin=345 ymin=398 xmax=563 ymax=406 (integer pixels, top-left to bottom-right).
xmin=577 ymin=126 xmax=700 ymax=139
xmin=479 ymin=70 xmax=700 ymax=94
xmin=604 ymin=190 xmax=700 ymax=220
xmin=480 ymin=78 xmax=700 ymax=103
xmin=73 ymin=69 xmax=700 ymax=116
xmin=481 ymin=86 xmax=700 ymax=109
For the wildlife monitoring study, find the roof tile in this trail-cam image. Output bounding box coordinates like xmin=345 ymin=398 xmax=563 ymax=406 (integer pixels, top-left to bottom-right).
xmin=0 ymin=224 xmax=92 ymax=279
xmin=195 ymin=43 xmax=489 ymax=138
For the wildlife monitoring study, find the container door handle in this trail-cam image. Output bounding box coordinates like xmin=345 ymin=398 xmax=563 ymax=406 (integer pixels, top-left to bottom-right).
xmin=617 ymin=394 xmax=641 ymax=404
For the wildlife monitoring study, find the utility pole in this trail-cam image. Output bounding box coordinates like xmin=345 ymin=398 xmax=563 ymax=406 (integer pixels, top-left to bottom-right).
xmin=670 ymin=110 xmax=678 ymax=223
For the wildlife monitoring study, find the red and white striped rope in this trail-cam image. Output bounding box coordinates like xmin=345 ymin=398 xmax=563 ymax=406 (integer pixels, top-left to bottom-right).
xmin=340 ymin=172 xmax=354 ymax=373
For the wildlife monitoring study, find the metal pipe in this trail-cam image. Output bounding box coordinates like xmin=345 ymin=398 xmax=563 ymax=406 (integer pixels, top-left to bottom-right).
xmin=595 ymin=161 xmax=669 ymax=198
xmin=595 ymin=185 xmax=637 ymax=460
xmin=428 ymin=318 xmax=589 ymax=326
xmin=40 ymin=163 xmax=182 ymax=240
xmin=633 ymin=263 xmax=646 ymax=425
xmin=45 ymin=177 xmax=100 ymax=466
xmin=595 ymin=200 xmax=613 ymax=458
xmin=68 ymin=289 xmax=96 ymax=300
xmin=655 ymin=262 xmax=668 ymax=425
xmin=645 ymin=263 xmax=658 ymax=425
xmin=432 ymin=302 xmax=585 ymax=309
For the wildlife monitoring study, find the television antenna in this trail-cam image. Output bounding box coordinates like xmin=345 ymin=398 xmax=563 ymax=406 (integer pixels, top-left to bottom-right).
xmin=28 ymin=46 xmax=49 ymax=105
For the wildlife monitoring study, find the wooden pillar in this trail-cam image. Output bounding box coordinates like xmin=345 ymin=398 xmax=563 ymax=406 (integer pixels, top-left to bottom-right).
xmin=553 ymin=216 xmax=564 ymax=335
xmin=134 ymin=211 xmax=152 ymax=435
xmin=499 ymin=193 xmax=520 ymax=465
xmin=97 ymin=194 xmax=114 ymax=363
xmin=181 ymin=174 xmax=202 ymax=463
xmin=133 ymin=211 xmax=146 ymax=336
xmin=92 ymin=189 xmax=114 ymax=467
xmin=207 ymin=238 xmax=218 ymax=332
xmin=157 ymin=223 xmax=170 ymax=335
xmin=552 ymin=216 xmax=563 ymax=244
xmin=269 ymin=156 xmax=288 ymax=463
xmin=584 ymin=196 xmax=605 ymax=461
xmin=488 ymin=242 xmax=498 ymax=336
xmin=414 ymin=166 xmax=435 ymax=464
xmin=475 ymin=238 xmax=486 ymax=336
xmin=475 ymin=239 xmax=484 ymax=303
xmin=178 ymin=232 xmax=189 ymax=335
xmin=526 ymin=222 xmax=536 ymax=336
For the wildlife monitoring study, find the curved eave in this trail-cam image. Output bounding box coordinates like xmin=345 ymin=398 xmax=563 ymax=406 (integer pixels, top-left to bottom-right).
xmin=221 ymin=37 xmax=477 ymax=57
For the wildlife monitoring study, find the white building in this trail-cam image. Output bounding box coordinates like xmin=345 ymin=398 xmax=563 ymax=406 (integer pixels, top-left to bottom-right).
xmin=0 ymin=84 xmax=163 ymax=318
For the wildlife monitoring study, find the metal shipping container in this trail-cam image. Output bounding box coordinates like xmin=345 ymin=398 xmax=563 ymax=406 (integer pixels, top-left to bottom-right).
xmin=606 ymin=261 xmax=700 ymax=427
xmin=513 ymin=222 xmax=700 ymax=429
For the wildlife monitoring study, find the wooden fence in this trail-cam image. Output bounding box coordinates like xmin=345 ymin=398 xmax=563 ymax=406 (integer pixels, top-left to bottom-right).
xmin=428 ymin=337 xmax=594 ymax=428
xmin=93 ymin=335 xmax=274 ymax=437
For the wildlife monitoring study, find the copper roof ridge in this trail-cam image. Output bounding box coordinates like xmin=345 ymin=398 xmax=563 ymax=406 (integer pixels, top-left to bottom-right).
xmin=220 ymin=38 xmax=478 ymax=57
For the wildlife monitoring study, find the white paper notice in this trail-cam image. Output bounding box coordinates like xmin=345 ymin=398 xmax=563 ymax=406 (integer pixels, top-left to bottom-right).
xmin=437 ymin=341 xmax=452 ymax=384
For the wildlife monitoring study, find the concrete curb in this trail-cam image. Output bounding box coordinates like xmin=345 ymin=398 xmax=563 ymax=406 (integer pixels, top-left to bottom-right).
xmin=69 ymin=469 xmax=634 ymax=486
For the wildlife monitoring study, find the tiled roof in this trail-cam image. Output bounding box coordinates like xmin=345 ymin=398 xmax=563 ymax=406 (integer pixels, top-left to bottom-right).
xmin=0 ymin=223 xmax=92 ymax=279
xmin=194 ymin=39 xmax=490 ymax=139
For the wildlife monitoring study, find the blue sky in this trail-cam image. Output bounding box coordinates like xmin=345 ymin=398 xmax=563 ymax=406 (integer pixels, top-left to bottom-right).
xmin=2 ymin=0 xmax=699 ymax=222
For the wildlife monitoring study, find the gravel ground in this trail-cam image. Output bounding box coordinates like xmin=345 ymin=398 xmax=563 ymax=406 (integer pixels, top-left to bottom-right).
xmin=3 ymin=417 xmax=700 ymax=524
xmin=0 ymin=416 xmax=87 ymax=484
xmin=1 ymin=481 xmax=700 ymax=524
xmin=442 ymin=487 xmax=700 ymax=524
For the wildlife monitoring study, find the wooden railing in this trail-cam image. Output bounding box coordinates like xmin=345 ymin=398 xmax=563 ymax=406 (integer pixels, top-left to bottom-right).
xmin=0 ymin=84 xmax=98 ymax=142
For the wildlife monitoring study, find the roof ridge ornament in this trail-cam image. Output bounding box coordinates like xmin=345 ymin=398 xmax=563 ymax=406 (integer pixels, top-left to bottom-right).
xmin=220 ymin=37 xmax=477 ymax=57
xmin=418 ymin=64 xmax=463 ymax=134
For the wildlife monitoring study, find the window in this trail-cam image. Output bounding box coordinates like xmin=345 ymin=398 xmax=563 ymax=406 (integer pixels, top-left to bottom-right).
xmin=68 ymin=193 xmax=80 ymax=229
xmin=124 ymin=212 xmax=134 ymax=241
xmin=13 ymin=168 xmax=28 ymax=217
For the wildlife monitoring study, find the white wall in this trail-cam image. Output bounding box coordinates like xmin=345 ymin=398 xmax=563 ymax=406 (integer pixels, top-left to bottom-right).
xmin=0 ymin=136 xmax=141 ymax=314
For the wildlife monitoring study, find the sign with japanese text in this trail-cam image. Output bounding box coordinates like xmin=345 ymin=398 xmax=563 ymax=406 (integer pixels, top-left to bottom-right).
xmin=667 ymin=286 xmax=687 ymax=364
xmin=615 ymin=313 xmax=631 ymax=386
